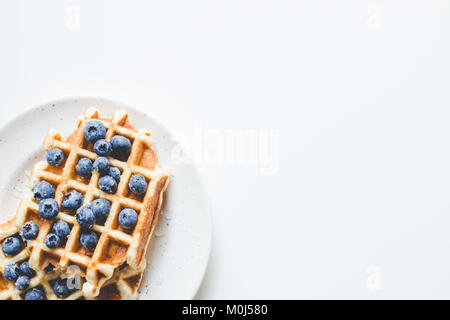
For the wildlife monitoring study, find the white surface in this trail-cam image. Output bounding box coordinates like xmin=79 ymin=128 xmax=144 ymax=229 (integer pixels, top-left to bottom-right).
xmin=0 ymin=97 xmax=212 ymax=299
xmin=1 ymin=0 xmax=450 ymax=299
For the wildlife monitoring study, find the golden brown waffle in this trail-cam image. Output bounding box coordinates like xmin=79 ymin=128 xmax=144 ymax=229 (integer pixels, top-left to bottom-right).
xmin=0 ymin=218 xmax=145 ymax=300
xmin=13 ymin=108 xmax=170 ymax=298
xmin=0 ymin=218 xmax=84 ymax=300
xmin=96 ymin=261 xmax=145 ymax=300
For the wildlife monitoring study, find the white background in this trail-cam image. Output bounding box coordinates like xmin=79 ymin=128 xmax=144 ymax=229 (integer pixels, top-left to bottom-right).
xmin=1 ymin=0 xmax=450 ymax=299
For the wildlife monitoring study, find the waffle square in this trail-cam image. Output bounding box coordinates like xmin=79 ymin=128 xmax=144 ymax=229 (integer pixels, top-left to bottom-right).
xmin=0 ymin=218 xmax=84 ymax=300
xmin=12 ymin=108 xmax=169 ymax=298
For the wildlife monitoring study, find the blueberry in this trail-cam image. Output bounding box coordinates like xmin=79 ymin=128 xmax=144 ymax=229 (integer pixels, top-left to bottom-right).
xmin=75 ymin=157 xmax=93 ymax=177
xmin=83 ymin=120 xmax=106 ymax=143
xmin=111 ymin=135 xmax=132 ymax=159
xmin=94 ymin=139 xmax=112 ymax=157
xmin=19 ymin=261 xmax=36 ymax=277
xmin=98 ymin=176 xmax=117 ymax=194
xmin=53 ymin=278 xmax=70 ymax=298
xmin=45 ymin=233 xmax=60 ymax=249
xmin=39 ymin=198 xmax=59 ymax=219
xmin=15 ymin=275 xmax=30 ymax=291
xmin=20 ymin=221 xmax=39 ymax=240
xmin=24 ymin=287 xmax=46 ymax=300
xmin=93 ymin=157 xmax=110 ymax=175
xmin=62 ymin=190 xmax=83 ymax=210
xmin=2 ymin=237 xmax=22 ymax=256
xmin=44 ymin=264 xmax=55 ymax=272
xmin=51 ymin=220 xmax=71 ymax=239
xmin=76 ymin=206 xmax=95 ymax=229
xmin=80 ymin=231 xmax=98 ymax=251
xmin=90 ymin=198 xmax=111 ymax=220
xmin=109 ymin=166 xmax=121 ymax=182
xmin=3 ymin=263 xmax=20 ymax=281
xmin=32 ymin=181 xmax=55 ymax=202
xmin=46 ymin=148 xmax=65 ymax=167
xmin=118 ymin=208 xmax=138 ymax=229
xmin=128 ymin=174 xmax=148 ymax=195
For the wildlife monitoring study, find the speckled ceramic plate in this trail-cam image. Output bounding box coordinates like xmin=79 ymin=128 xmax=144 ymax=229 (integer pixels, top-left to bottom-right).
xmin=0 ymin=97 xmax=212 ymax=299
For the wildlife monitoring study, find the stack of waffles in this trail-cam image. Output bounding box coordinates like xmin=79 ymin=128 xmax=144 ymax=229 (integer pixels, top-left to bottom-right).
xmin=0 ymin=108 xmax=170 ymax=300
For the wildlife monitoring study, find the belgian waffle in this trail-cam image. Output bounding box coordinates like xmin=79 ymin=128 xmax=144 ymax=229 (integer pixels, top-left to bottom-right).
xmin=12 ymin=108 xmax=169 ymax=298
xmin=0 ymin=218 xmax=145 ymax=300
xmin=96 ymin=260 xmax=145 ymax=300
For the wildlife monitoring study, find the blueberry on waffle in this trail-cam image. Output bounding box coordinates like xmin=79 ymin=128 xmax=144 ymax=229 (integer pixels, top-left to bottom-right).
xmin=8 ymin=108 xmax=169 ymax=299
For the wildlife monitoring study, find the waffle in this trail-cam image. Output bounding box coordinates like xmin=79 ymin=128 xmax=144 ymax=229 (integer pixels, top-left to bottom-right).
xmin=0 ymin=218 xmax=145 ymax=300
xmin=12 ymin=107 xmax=170 ymax=298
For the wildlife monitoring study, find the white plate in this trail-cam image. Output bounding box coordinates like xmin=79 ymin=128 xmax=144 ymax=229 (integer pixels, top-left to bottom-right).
xmin=0 ymin=97 xmax=212 ymax=299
